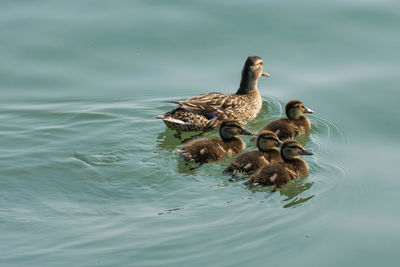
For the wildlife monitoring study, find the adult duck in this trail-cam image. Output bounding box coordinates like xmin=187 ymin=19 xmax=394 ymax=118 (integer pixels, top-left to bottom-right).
xmin=157 ymin=56 xmax=270 ymax=132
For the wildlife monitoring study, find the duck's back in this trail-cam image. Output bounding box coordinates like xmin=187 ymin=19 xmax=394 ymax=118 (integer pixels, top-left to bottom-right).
xmin=263 ymin=119 xmax=295 ymax=140
xmin=248 ymin=158 xmax=309 ymax=187
xmin=178 ymin=138 xmax=222 ymax=163
xmin=263 ymin=117 xmax=310 ymax=140
xmin=178 ymin=137 xmax=245 ymax=164
xmin=175 ymin=92 xmax=231 ymax=115
xmin=224 ymin=151 xmax=267 ymax=174
xmin=224 ymin=148 xmax=281 ymax=174
xmin=248 ymin=162 xmax=292 ymax=187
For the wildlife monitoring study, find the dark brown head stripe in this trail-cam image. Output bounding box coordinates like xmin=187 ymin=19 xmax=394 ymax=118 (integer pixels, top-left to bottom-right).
xmin=285 ymin=100 xmax=303 ymax=116
xmin=283 ymin=139 xmax=301 ymax=148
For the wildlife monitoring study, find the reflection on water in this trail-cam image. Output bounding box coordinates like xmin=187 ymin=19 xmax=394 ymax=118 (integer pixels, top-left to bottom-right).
xmin=175 ymin=158 xmax=202 ymax=175
xmin=158 ymin=207 xmax=184 ymax=215
xmin=280 ymin=180 xmax=315 ymax=208
xmin=156 ymin=128 xmax=183 ymax=151
xmin=74 ymin=152 xmax=127 ymax=166
xmin=156 ymin=127 xmax=215 ymax=150
xmin=248 ymin=179 xmax=315 ymax=208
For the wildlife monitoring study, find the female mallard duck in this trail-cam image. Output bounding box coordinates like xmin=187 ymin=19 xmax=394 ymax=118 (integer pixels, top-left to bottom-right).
xmin=157 ymin=56 xmax=270 ymax=132
xmin=247 ymin=139 xmax=313 ymax=187
xmin=177 ymin=120 xmax=253 ymax=164
xmin=259 ymin=100 xmax=313 ymax=140
xmin=223 ymin=130 xmax=282 ymax=175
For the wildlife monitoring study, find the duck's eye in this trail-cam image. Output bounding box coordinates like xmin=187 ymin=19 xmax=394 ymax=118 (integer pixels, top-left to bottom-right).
xmin=259 ymin=62 xmax=263 ymax=65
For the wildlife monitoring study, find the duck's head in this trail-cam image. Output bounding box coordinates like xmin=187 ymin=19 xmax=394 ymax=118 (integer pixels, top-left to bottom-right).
xmin=256 ymin=130 xmax=282 ymax=152
xmin=238 ymin=56 xmax=269 ymax=94
xmin=219 ymin=120 xmax=253 ymax=140
xmin=243 ymin=55 xmax=270 ymax=79
xmin=281 ymin=139 xmax=313 ymax=160
xmin=285 ymin=100 xmax=314 ymax=120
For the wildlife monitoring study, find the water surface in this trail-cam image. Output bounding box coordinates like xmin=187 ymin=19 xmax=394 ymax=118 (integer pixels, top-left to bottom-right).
xmin=1 ymin=0 xmax=400 ymax=266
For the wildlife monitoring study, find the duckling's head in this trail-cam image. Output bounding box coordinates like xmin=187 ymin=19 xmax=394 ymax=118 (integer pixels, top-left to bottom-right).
xmin=238 ymin=56 xmax=270 ymax=94
xmin=219 ymin=120 xmax=253 ymax=140
xmin=285 ymin=100 xmax=314 ymax=120
xmin=281 ymin=139 xmax=313 ymax=161
xmin=256 ymin=130 xmax=282 ymax=152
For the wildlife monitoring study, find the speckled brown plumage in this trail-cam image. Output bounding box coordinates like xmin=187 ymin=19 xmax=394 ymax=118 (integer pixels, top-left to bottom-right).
xmin=157 ymin=56 xmax=269 ymax=132
xmin=177 ymin=120 xmax=252 ymax=164
xmin=260 ymin=100 xmax=313 ymax=140
xmin=247 ymin=139 xmax=313 ymax=188
xmin=223 ymin=131 xmax=282 ymax=174
xmin=178 ymin=137 xmax=246 ymax=164
xmin=223 ymin=149 xmax=280 ymax=175
xmin=160 ymin=108 xmax=219 ymax=132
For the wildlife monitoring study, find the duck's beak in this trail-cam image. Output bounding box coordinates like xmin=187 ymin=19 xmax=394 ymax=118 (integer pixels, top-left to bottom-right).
xmin=262 ymin=73 xmax=270 ymax=77
xmin=240 ymin=128 xmax=254 ymax=135
xmin=300 ymin=148 xmax=314 ymax=156
xmin=304 ymin=107 xmax=314 ymax=114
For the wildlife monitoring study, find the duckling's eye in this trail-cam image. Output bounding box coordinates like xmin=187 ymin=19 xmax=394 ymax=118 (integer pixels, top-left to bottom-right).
xmin=259 ymin=62 xmax=263 ymax=65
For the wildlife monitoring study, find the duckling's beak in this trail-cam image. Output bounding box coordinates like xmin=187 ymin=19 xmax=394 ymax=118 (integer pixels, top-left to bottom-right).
xmin=300 ymin=148 xmax=314 ymax=155
xmin=240 ymin=128 xmax=254 ymax=135
xmin=304 ymin=107 xmax=314 ymax=114
xmin=261 ymin=73 xmax=270 ymax=77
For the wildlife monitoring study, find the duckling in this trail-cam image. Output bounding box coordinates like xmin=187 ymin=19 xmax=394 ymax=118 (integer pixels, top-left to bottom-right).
xmin=248 ymin=139 xmax=313 ymax=188
xmin=177 ymin=120 xmax=253 ymax=164
xmin=157 ymin=56 xmax=270 ymax=132
xmin=223 ymin=130 xmax=282 ymax=175
xmin=259 ymin=100 xmax=313 ymax=140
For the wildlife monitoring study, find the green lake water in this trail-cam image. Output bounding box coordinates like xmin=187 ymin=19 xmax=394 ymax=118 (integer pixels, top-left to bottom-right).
xmin=1 ymin=0 xmax=400 ymax=266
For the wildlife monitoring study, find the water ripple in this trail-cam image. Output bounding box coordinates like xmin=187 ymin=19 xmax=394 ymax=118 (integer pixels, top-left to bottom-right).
xmin=74 ymin=152 xmax=127 ymax=166
xmin=2 ymin=96 xmax=349 ymax=266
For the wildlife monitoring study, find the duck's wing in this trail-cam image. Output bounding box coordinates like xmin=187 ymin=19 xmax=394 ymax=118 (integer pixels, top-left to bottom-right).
xmin=285 ymin=167 xmax=298 ymax=179
xmin=172 ymin=93 xmax=233 ymax=115
xmin=263 ymin=119 xmax=294 ymax=140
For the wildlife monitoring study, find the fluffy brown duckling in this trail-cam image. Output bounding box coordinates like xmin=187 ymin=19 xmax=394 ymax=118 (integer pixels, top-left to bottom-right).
xmin=223 ymin=130 xmax=282 ymax=175
xmin=177 ymin=120 xmax=253 ymax=164
xmin=260 ymin=100 xmax=313 ymax=140
xmin=248 ymin=139 xmax=313 ymax=188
